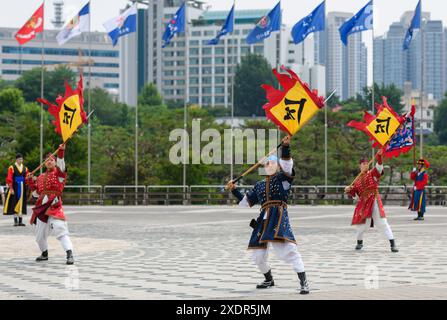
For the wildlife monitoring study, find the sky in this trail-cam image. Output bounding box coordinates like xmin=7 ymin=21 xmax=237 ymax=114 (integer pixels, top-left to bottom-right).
xmin=1 ymin=0 xmax=446 ymax=35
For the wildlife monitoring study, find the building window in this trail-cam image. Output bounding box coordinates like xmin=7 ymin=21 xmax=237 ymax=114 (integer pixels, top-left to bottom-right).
xmin=190 ymin=87 xmax=199 ymax=94
xmin=104 ymin=83 xmax=119 ymax=89
xmin=215 ymin=96 xmax=225 ymax=104
xmin=215 ymin=77 xmax=225 ymax=84
xmin=202 ymin=48 xmax=212 ymax=55
xmin=215 ymin=57 xmax=225 ymax=64
xmin=215 ymin=86 xmax=225 ymax=94
xmin=202 ymin=87 xmax=212 ymax=94
xmin=192 ymin=31 xmax=201 ymax=36
xmin=189 ymin=40 xmax=199 ymax=46
xmin=190 ymin=48 xmax=199 ymax=55
xmin=204 ymin=30 xmax=214 ymax=36
xmin=202 ymin=57 xmax=212 ymax=65
xmin=254 ymin=46 xmax=263 ymax=54
xmin=189 ymin=67 xmax=199 ymax=75
xmin=189 ymin=58 xmax=199 ymax=65
xmin=177 ymin=80 xmax=185 ymax=85
xmin=202 ymin=77 xmax=212 ymax=84
xmin=202 ymin=67 xmax=212 ymax=74
xmin=215 ymin=67 xmax=225 ymax=74
xmin=190 ymin=77 xmax=199 ymax=84
xmin=215 ymin=47 xmax=225 ymax=55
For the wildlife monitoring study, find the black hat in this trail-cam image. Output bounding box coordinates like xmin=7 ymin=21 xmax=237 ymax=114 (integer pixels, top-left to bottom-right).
xmin=15 ymin=153 xmax=23 ymax=159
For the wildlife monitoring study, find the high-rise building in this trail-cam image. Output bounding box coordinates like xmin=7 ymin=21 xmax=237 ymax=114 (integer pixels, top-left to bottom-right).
xmin=324 ymin=12 xmax=367 ymax=101
xmin=374 ymin=12 xmax=446 ymax=102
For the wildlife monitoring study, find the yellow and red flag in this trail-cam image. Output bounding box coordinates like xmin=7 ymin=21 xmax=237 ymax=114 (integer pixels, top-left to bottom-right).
xmin=15 ymin=3 xmax=44 ymax=45
xmin=37 ymin=75 xmax=87 ymax=142
xmin=347 ymin=97 xmax=404 ymax=148
xmin=261 ymin=68 xmax=325 ymax=136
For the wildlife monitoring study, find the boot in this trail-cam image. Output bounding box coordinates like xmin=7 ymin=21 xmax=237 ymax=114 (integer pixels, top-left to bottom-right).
xmin=355 ymin=240 xmax=363 ymax=250
xmin=256 ymin=269 xmax=274 ymax=289
xmin=390 ymin=239 xmax=399 ymax=253
xmin=18 ymin=217 xmax=26 ymax=226
xmin=13 ymin=217 xmax=19 ymax=226
xmin=66 ymin=250 xmax=74 ymax=265
xmin=414 ymin=212 xmax=422 ymax=221
xmin=36 ymin=250 xmax=48 ymax=262
xmin=419 ymin=212 xmax=425 ymax=221
xmin=297 ymin=272 xmax=310 ymax=294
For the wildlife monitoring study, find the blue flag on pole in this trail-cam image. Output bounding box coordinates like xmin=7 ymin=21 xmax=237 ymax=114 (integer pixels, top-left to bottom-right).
xmin=246 ymin=2 xmax=281 ymax=44
xmin=339 ymin=0 xmax=373 ymax=46
xmin=162 ymin=2 xmax=186 ymax=48
xmin=291 ymin=1 xmax=325 ymax=45
xmin=207 ymin=4 xmax=234 ymax=45
xmin=103 ymin=5 xmax=137 ymax=46
xmin=403 ymin=0 xmax=421 ymax=50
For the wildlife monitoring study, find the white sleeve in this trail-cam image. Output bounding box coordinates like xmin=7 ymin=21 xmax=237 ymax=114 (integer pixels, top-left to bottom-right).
xmin=238 ymin=195 xmax=250 ymax=207
xmin=57 ymin=157 xmax=66 ymax=172
xmin=375 ymin=162 xmax=383 ymax=173
xmin=279 ymin=158 xmax=293 ymax=175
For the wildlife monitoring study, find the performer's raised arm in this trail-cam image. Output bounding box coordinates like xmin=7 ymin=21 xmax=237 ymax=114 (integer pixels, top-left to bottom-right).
xmin=56 ymin=144 xmax=66 ymax=173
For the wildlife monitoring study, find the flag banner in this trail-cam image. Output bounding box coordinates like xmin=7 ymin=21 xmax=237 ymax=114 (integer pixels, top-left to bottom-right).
xmin=207 ymin=4 xmax=234 ymax=45
xmin=162 ymin=2 xmax=186 ymax=48
xmin=246 ymin=2 xmax=281 ymax=44
xmin=383 ymin=105 xmax=416 ymax=159
xmin=261 ymin=68 xmax=325 ymax=136
xmin=15 ymin=3 xmax=44 ymax=45
xmin=403 ymin=0 xmax=421 ymax=50
xmin=291 ymin=1 xmax=325 ymax=45
xmin=347 ymin=97 xmax=404 ymax=147
xmin=56 ymin=1 xmax=90 ymax=45
xmin=339 ymin=0 xmax=373 ymax=46
xmin=37 ymin=76 xmax=87 ymax=142
xmin=103 ymin=4 xmax=137 ymax=46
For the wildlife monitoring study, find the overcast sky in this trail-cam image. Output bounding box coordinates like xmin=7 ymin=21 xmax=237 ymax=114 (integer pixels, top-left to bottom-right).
xmin=2 ymin=0 xmax=446 ymax=36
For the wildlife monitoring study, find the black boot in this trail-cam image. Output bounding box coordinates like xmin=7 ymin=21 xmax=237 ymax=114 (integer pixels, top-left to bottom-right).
xmin=256 ymin=270 xmax=274 ymax=289
xmin=36 ymin=250 xmax=48 ymax=262
xmin=66 ymin=250 xmax=74 ymax=265
xmin=18 ymin=217 xmax=26 ymax=226
xmin=13 ymin=217 xmax=18 ymax=227
xmin=414 ymin=212 xmax=422 ymax=221
xmin=355 ymin=240 xmax=363 ymax=250
xmin=419 ymin=212 xmax=425 ymax=221
xmin=297 ymin=272 xmax=310 ymax=294
xmin=390 ymin=239 xmax=399 ymax=253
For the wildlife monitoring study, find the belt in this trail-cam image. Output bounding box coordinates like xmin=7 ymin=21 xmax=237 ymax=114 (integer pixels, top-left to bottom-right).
xmin=42 ymin=191 xmax=61 ymax=197
xmin=261 ymin=200 xmax=287 ymax=211
xmin=359 ymin=189 xmax=378 ymax=198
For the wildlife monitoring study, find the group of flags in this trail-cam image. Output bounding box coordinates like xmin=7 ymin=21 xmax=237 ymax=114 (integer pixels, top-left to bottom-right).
xmin=15 ymin=1 xmax=137 ymax=47
xmin=15 ymin=1 xmax=423 ymax=51
xmin=163 ymin=0 xmax=421 ymax=50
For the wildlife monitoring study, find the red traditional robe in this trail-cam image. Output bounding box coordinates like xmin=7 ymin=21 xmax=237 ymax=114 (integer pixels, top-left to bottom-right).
xmin=28 ymin=149 xmax=67 ymax=225
xmin=349 ymin=154 xmax=386 ymax=225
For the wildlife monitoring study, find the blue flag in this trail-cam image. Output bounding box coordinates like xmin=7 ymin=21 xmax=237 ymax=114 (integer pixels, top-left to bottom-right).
xmin=103 ymin=5 xmax=137 ymax=46
xmin=162 ymin=2 xmax=186 ymax=48
xmin=291 ymin=1 xmax=325 ymax=45
xmin=207 ymin=4 xmax=234 ymax=45
xmin=246 ymin=2 xmax=281 ymax=44
xmin=339 ymin=0 xmax=373 ymax=46
xmin=403 ymin=0 xmax=421 ymax=50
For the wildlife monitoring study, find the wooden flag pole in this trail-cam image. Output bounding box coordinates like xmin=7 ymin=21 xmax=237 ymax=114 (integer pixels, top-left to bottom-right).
xmin=30 ymin=110 xmax=95 ymax=176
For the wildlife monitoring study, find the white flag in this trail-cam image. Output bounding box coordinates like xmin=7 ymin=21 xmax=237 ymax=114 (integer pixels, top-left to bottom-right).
xmin=56 ymin=2 xmax=90 ymax=45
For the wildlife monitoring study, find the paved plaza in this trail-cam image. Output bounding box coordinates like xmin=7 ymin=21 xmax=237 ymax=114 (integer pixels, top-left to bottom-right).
xmin=1 ymin=205 xmax=447 ymax=300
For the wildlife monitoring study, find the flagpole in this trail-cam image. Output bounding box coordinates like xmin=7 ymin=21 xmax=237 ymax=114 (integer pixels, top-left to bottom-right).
xmin=371 ymin=17 xmax=375 ymax=161
xmin=420 ymin=14 xmax=424 ymax=158
xmin=39 ymin=0 xmax=46 ymax=174
xmin=230 ymin=0 xmax=236 ymax=180
xmin=135 ymin=1 xmax=139 ymax=198
xmin=183 ymin=1 xmax=189 ymax=202
xmin=88 ymin=0 xmax=92 ymax=190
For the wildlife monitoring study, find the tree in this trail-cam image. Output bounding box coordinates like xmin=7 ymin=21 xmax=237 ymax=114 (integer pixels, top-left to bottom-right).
xmin=357 ymin=83 xmax=405 ymax=114
xmin=88 ymin=87 xmax=129 ymax=127
xmin=234 ymin=53 xmax=276 ymax=117
xmin=0 ymin=88 xmax=25 ymax=112
xmin=434 ymin=93 xmax=447 ymax=145
xmin=138 ymin=83 xmax=163 ymax=106
xmin=15 ymin=66 xmax=76 ymax=103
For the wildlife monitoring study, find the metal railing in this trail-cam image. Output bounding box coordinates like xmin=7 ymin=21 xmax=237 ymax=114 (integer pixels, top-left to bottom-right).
xmin=3 ymin=185 xmax=447 ymax=206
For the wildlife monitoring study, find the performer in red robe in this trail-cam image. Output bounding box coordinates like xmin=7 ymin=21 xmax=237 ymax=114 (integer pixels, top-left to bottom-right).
xmin=27 ymin=144 xmax=74 ymax=265
xmin=345 ymin=150 xmax=398 ymax=253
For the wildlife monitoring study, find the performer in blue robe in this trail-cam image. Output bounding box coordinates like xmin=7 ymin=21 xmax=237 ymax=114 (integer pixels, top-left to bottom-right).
xmin=227 ymin=136 xmax=309 ymax=294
